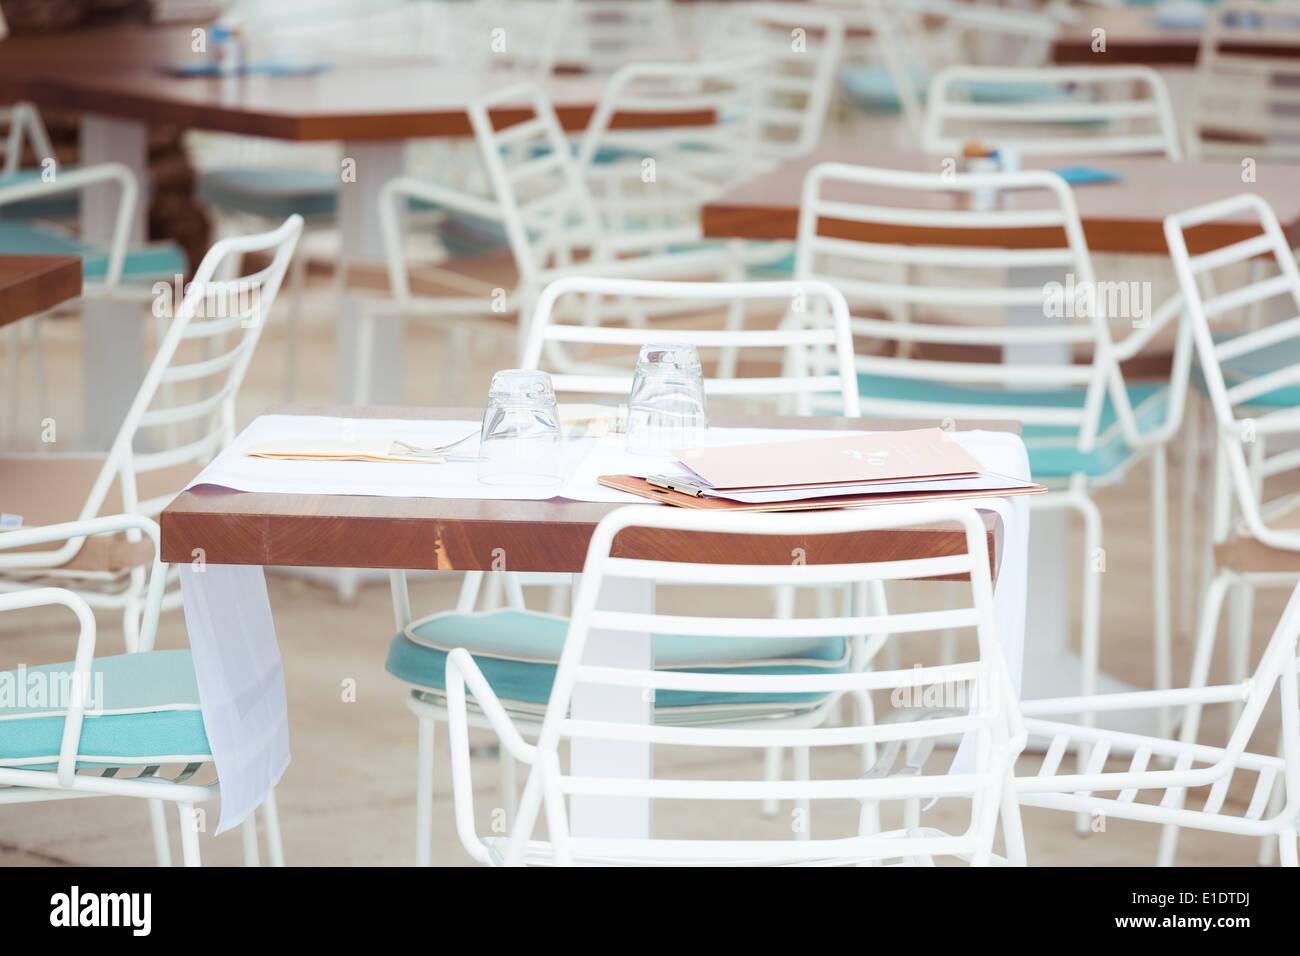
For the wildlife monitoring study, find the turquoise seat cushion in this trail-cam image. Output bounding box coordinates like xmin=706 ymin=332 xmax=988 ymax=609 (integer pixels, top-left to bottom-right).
xmin=0 ymin=221 xmax=185 ymax=280
xmin=199 ymin=166 xmax=340 ymax=220
xmin=841 ymin=65 xmax=1071 ymax=112
xmin=436 ymin=210 xmax=510 ymax=258
xmin=1194 ymin=334 xmax=1300 ymax=408
xmin=386 ymin=609 xmax=850 ymax=716
xmin=855 ymin=374 xmax=1169 ymax=479
xmin=0 ymin=168 xmax=80 ymax=221
xmin=0 ymin=649 xmax=210 ymax=768
xmin=747 ymin=249 xmax=796 ymax=279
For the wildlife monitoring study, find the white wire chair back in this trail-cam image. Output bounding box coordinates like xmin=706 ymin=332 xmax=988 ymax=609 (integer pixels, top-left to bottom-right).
xmin=560 ymin=0 xmax=677 ymax=75
xmin=575 ymin=58 xmax=764 ymax=242
xmin=1164 ymin=192 xmax=1300 ymax=554
xmin=1018 ymin=576 xmax=1300 ymax=846
xmin=710 ymin=2 xmax=846 ymax=163
xmin=467 ymin=82 xmax=607 ymax=290
xmin=922 ymin=65 xmax=1183 ymax=159
xmin=853 ymin=0 xmax=1061 ymax=144
xmin=1 ymin=101 xmax=54 ymax=178
xmin=520 ymin=275 xmax=862 ymax=416
xmin=447 ymin=501 xmax=1025 ymax=866
xmin=794 ymin=162 xmax=1143 ymax=454
xmin=0 ymin=215 xmax=302 ymax=571
xmin=1191 ymin=0 xmax=1300 ymax=161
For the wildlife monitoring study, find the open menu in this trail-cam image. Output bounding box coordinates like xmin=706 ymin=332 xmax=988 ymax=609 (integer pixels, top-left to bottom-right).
xmin=598 ymin=428 xmax=1044 ymax=511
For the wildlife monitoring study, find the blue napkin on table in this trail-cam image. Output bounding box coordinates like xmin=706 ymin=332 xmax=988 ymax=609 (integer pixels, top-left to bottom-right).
xmin=1051 ymin=165 xmax=1122 ymax=186
xmin=159 ymin=62 xmax=329 ymax=78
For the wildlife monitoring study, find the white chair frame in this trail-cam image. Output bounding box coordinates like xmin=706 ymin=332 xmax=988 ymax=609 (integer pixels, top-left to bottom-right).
xmin=446 ymin=502 xmax=1027 ymax=866
xmin=1163 ymin=192 xmax=1300 ymax=864
xmin=1189 ymin=0 xmax=1300 ymax=162
xmin=0 ymin=514 xmax=283 ymax=867
xmin=389 ymin=274 xmax=862 ymax=864
xmin=794 ymin=160 xmax=1191 ymax=742
xmin=922 ymin=64 xmax=1183 ymax=160
xmin=0 ymin=215 xmax=303 ymax=643
xmin=1016 ymin=577 xmax=1300 ymax=868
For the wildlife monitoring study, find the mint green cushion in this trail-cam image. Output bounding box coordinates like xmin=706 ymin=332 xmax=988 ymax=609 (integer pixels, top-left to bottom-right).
xmin=437 ymin=211 xmax=509 ymax=258
xmin=0 ymin=168 xmax=81 ymax=221
xmin=0 ymin=221 xmax=185 ymax=280
xmin=385 ymin=610 xmax=850 ymax=711
xmin=841 ymin=66 xmax=1071 ymax=113
xmin=0 ymin=649 xmax=210 ymax=768
xmin=1194 ymin=334 xmax=1300 ymax=408
xmin=199 ymin=167 xmax=340 ymax=220
xmin=855 ymin=374 xmax=1169 ymax=478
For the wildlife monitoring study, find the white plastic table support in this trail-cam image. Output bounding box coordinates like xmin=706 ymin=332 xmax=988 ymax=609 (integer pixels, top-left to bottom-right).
xmin=568 ymin=573 xmax=654 ymax=839
xmin=336 ymin=140 xmax=406 ymax=406
xmin=79 ymin=114 xmax=149 ymax=448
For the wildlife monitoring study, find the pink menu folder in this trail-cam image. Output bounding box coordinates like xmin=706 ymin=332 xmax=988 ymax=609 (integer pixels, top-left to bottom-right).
xmin=675 ymin=428 xmax=985 ymax=491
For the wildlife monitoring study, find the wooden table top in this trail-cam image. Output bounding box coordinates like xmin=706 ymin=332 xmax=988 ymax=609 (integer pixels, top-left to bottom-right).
xmin=0 ymin=25 xmax=713 ymax=141
xmin=0 ymin=255 xmax=82 ymax=329
xmin=1051 ymin=6 xmax=1300 ymax=65
xmin=160 ymin=406 xmax=1018 ymax=575
xmin=700 ymin=146 xmax=1300 ymax=255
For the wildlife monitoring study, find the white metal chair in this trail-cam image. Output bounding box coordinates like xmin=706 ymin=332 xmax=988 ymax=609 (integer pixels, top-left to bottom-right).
xmin=361 ymin=81 xmax=747 ymax=404
xmin=1166 ymin=193 xmax=1300 ymax=718
xmin=794 ymin=161 xmax=1191 ymax=736
xmin=1189 ymin=0 xmax=1300 ymax=162
xmin=1016 ymin=577 xmax=1300 ymax=868
xmin=446 ymin=501 xmax=1027 ymax=866
xmin=844 ymin=0 xmax=1062 ymax=145
xmin=0 ymin=161 xmax=190 ymax=445
xmin=1 ymin=101 xmax=54 ymax=178
xmin=0 ymin=215 xmax=303 ymax=642
xmin=0 ymin=514 xmax=283 ymax=867
xmin=1162 ymin=192 xmax=1300 ymax=864
xmin=384 ymin=276 xmax=863 ymax=865
xmin=922 ymin=64 xmax=1183 ymax=159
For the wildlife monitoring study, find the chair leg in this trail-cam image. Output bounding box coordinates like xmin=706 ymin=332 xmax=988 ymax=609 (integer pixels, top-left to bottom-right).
xmin=29 ymin=315 xmax=46 ymax=438
xmin=282 ymin=250 xmax=307 ymax=402
xmin=241 ymin=814 xmax=261 ymax=867
xmin=1075 ymin=490 xmax=1104 ymax=836
xmin=499 ymin=747 xmax=518 ymax=830
xmin=1177 ymin=399 xmax=1202 ymax=638
xmin=1157 ymin=572 xmax=1231 ymax=866
xmin=262 ymin=787 xmax=285 ymax=867
xmin=761 ymin=746 xmax=782 ymax=818
xmin=4 ymin=322 xmax=21 ymax=446
xmin=416 ymin=714 xmax=436 ymax=867
xmin=1279 ymin=827 xmax=1298 ymax=868
xmin=1227 ymin=580 xmax=1256 ymax=733
xmin=1000 ymin=774 xmax=1027 ymax=867
xmin=792 ymin=745 xmax=811 ymax=841
xmin=177 ymin=803 xmax=202 ymax=867
xmin=147 ymin=799 xmax=173 ymax=867
xmin=1151 ymin=444 xmax=1173 ymax=738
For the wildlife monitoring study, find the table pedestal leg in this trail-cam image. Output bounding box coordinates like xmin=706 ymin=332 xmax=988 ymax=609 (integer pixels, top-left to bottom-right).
xmin=568 ymin=573 xmax=653 ymax=839
xmin=79 ymin=115 xmax=149 ymax=449
xmin=336 ymin=140 xmax=405 ymax=405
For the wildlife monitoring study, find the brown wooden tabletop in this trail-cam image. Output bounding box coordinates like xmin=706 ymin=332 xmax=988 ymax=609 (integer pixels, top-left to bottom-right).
xmin=700 ymin=146 xmax=1300 ymax=255
xmin=0 ymin=25 xmax=714 ymax=141
xmin=160 ymin=405 xmax=1018 ymax=576
xmin=0 ymin=255 xmax=81 ymax=329
xmin=1051 ymin=6 xmax=1300 ymax=65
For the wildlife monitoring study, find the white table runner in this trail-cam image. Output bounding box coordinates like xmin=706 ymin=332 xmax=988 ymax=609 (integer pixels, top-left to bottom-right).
xmin=179 ymin=415 xmax=1029 ymax=833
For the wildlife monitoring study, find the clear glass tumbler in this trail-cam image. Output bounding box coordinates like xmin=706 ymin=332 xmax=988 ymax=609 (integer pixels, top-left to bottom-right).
xmin=477 ymin=369 xmax=563 ymax=486
xmin=625 ymin=344 xmax=708 ymax=456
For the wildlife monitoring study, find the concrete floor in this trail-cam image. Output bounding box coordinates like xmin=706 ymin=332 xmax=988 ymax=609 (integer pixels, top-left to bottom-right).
xmin=1 ymin=225 xmax=1292 ymax=866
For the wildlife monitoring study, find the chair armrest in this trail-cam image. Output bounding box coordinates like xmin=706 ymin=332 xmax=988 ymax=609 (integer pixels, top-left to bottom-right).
xmin=1109 ymin=293 xmax=1194 ymax=450
xmin=0 ymin=587 xmax=98 ymax=787
xmin=0 ymin=514 xmax=167 ymax=653
xmin=378 ymin=175 xmax=504 ymax=305
xmin=0 ymin=162 xmax=138 ymax=290
xmin=444 ymin=647 xmax=537 ymax=864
